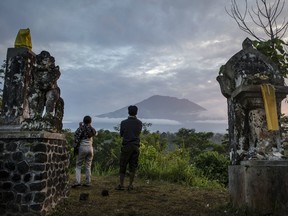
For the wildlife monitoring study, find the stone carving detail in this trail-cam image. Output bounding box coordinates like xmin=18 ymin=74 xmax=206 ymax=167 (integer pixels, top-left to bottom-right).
xmin=217 ymin=38 xmax=288 ymax=164
xmin=1 ymin=48 xmax=64 ymax=132
xmin=23 ymin=51 xmax=64 ymax=131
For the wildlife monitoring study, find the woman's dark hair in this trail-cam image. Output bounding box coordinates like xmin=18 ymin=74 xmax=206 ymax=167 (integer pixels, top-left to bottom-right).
xmin=83 ymin=116 xmax=92 ymax=125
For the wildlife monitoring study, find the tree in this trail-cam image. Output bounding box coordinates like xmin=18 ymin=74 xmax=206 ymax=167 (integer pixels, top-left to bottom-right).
xmin=226 ymin=0 xmax=288 ymax=77
xmin=173 ymin=128 xmax=217 ymax=158
xmin=226 ymin=0 xmax=288 ymax=41
xmin=142 ymin=122 xmax=152 ymax=135
xmin=140 ymin=131 xmax=168 ymax=152
xmin=93 ymin=129 xmax=122 ymax=172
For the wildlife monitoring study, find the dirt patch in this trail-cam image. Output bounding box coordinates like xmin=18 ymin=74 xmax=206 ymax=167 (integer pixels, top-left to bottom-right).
xmin=48 ymin=175 xmax=233 ymax=216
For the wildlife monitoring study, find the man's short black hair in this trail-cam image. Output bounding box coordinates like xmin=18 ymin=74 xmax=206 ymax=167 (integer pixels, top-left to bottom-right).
xmin=83 ymin=115 xmax=92 ymax=124
xmin=128 ymin=105 xmax=138 ymax=116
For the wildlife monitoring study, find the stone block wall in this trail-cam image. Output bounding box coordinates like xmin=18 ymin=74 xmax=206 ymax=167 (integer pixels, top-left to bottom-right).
xmin=229 ymin=160 xmax=288 ymax=215
xmin=0 ymin=131 xmax=69 ymax=215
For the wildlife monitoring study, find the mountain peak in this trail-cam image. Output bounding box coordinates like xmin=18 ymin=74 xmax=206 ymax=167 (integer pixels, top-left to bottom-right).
xmin=96 ymin=95 xmax=206 ymax=121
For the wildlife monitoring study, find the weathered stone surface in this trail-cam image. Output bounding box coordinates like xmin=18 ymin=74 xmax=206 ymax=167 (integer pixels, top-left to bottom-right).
xmin=31 ymin=143 xmax=47 ymax=152
xmin=0 ymin=171 xmax=10 ymax=180
xmin=30 ymin=204 xmax=42 ymax=211
xmin=218 ymin=39 xmax=288 ymax=214
xmin=0 ymin=142 xmax=4 ymax=152
xmin=229 ymin=161 xmax=288 ymax=214
xmin=14 ymin=183 xmax=28 ymax=193
xmin=12 ymin=152 xmax=23 ymax=161
xmin=0 ymin=47 xmax=64 ymax=132
xmin=217 ymin=38 xmax=288 ymax=164
xmin=12 ymin=174 xmax=21 ymax=182
xmin=17 ymin=161 xmax=29 ymax=174
xmin=6 ymin=143 xmax=17 ymax=151
xmin=29 ymin=181 xmax=46 ymax=191
xmin=31 ymin=164 xmax=46 ymax=171
xmin=20 ymin=204 xmax=29 ymax=213
xmin=34 ymin=192 xmax=46 ymax=203
xmin=4 ymin=162 xmax=15 ymax=171
xmin=2 ymin=182 xmax=12 ymax=190
xmin=2 ymin=191 xmax=15 ymax=202
xmin=34 ymin=172 xmax=47 ymax=181
xmin=0 ymin=131 xmax=69 ymax=215
xmin=1 ymin=48 xmax=35 ymax=125
xmin=0 ymin=131 xmax=65 ymax=140
xmin=6 ymin=203 xmax=19 ymax=213
xmin=34 ymin=153 xmax=48 ymax=163
xmin=24 ymin=173 xmax=31 ymax=182
xmin=16 ymin=194 xmax=22 ymax=203
xmin=0 ymin=205 xmax=6 ymax=215
xmin=23 ymin=193 xmax=32 ymax=203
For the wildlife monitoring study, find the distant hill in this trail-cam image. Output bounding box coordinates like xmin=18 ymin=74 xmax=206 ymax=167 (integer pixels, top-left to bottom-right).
xmin=96 ymin=95 xmax=206 ymax=122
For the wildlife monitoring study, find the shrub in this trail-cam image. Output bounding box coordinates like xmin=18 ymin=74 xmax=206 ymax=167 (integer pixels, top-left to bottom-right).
xmin=193 ymin=151 xmax=229 ymax=186
xmin=138 ymin=144 xmax=223 ymax=188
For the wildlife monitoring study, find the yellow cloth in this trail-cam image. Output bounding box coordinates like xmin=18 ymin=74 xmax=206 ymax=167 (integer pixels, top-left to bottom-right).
xmin=261 ymin=84 xmax=279 ymax=131
xmin=14 ymin=28 xmax=32 ymax=50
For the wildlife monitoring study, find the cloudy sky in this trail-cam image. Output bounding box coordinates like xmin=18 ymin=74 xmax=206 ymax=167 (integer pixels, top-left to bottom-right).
xmin=0 ymin=0 xmax=287 ymax=133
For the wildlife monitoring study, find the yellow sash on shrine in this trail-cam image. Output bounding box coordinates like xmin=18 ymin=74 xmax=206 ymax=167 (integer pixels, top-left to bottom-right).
xmin=261 ymin=84 xmax=279 ymax=131
xmin=14 ymin=28 xmax=32 ymax=50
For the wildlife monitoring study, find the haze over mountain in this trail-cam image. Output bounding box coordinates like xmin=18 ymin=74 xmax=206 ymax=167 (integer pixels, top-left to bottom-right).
xmin=63 ymin=95 xmax=227 ymax=133
xmin=96 ymin=95 xmax=206 ymax=122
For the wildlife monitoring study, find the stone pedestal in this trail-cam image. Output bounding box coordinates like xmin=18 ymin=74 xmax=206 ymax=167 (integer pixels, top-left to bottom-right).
xmin=229 ymin=160 xmax=288 ymax=215
xmin=0 ymin=131 xmax=69 ymax=216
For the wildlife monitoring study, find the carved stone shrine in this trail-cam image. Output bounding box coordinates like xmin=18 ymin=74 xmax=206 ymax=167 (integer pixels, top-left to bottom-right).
xmin=0 ymin=29 xmax=69 ymax=216
xmin=217 ymin=38 xmax=288 ymax=214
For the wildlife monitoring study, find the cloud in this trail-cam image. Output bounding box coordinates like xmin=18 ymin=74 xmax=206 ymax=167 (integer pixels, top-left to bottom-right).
xmin=2 ymin=0 xmax=285 ymax=133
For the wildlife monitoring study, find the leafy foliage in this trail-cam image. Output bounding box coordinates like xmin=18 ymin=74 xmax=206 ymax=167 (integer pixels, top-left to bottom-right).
xmin=193 ymin=151 xmax=229 ymax=186
xmin=65 ymin=126 xmax=228 ymax=188
xmin=93 ymin=129 xmax=121 ymax=174
xmin=173 ymin=128 xmax=226 ymax=158
xmin=253 ymin=38 xmax=288 ymax=77
xmin=138 ymin=144 xmax=222 ymax=188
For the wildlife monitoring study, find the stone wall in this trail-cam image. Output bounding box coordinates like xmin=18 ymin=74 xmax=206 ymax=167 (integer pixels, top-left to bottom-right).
xmin=229 ymin=160 xmax=288 ymax=215
xmin=0 ymin=131 xmax=69 ymax=215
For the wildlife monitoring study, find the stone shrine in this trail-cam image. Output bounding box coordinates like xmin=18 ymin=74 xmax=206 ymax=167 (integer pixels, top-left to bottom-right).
xmin=217 ymin=38 xmax=288 ymax=214
xmin=0 ymin=29 xmax=69 ymax=216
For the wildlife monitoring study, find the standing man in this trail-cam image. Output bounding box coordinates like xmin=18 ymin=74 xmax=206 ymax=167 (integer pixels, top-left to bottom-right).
xmin=116 ymin=105 xmax=142 ymax=191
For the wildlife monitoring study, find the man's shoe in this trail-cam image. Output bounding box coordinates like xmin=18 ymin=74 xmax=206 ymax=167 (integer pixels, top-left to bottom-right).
xmin=83 ymin=184 xmax=91 ymax=187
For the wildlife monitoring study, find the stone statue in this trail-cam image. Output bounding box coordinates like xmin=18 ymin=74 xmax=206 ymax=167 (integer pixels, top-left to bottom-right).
xmin=23 ymin=51 xmax=64 ymax=131
xmin=1 ymin=48 xmax=64 ymax=132
xmin=217 ymin=38 xmax=288 ymax=164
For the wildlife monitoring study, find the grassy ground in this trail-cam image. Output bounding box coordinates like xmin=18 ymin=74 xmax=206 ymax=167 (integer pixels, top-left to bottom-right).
xmin=48 ymin=175 xmax=241 ymax=216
